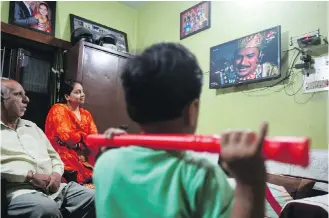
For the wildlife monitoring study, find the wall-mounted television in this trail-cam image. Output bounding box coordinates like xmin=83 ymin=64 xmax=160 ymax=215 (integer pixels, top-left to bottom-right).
xmin=209 ymin=25 xmax=281 ymax=89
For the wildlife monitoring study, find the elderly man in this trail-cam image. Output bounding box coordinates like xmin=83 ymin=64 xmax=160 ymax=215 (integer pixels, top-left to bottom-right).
xmin=1 ymin=78 xmax=96 ymax=218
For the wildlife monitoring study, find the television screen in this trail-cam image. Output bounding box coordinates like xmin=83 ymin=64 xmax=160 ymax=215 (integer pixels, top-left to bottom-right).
xmin=209 ymin=26 xmax=281 ymax=89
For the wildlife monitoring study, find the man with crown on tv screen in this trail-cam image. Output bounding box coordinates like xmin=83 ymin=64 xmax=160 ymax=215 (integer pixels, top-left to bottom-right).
xmin=231 ymin=32 xmax=279 ymax=83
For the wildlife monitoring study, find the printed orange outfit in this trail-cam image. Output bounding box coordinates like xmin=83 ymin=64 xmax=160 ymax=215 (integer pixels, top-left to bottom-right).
xmin=45 ymin=104 xmax=98 ymax=186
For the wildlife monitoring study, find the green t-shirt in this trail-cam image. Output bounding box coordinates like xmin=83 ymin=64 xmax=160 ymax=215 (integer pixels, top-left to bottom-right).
xmin=93 ymin=146 xmax=234 ymax=218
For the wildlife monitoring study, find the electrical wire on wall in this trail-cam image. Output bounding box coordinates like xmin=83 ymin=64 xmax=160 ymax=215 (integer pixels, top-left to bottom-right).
xmin=241 ymin=48 xmax=316 ymax=104
xmin=283 ymin=50 xmax=315 ymax=104
xmin=206 ymin=30 xmax=327 ymax=103
xmin=241 ymin=49 xmax=300 ymax=95
xmin=287 ymin=34 xmax=328 ymax=104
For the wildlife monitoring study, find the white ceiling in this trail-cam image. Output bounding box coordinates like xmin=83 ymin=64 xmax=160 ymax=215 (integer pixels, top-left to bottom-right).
xmin=120 ymin=1 xmax=147 ymax=9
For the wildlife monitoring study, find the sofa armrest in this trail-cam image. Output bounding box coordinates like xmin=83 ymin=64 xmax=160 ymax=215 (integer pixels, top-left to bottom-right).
xmin=279 ymin=195 xmax=328 ymax=218
xmin=267 ymin=173 xmax=317 ymax=199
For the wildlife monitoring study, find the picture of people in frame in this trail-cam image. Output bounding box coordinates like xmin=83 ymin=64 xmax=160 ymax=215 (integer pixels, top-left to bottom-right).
xmin=9 ymin=1 xmax=56 ymax=35
xmin=180 ymin=1 xmax=211 ymax=40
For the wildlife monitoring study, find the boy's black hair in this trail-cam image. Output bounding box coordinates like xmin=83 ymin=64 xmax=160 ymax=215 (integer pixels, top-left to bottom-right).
xmin=121 ymin=42 xmax=203 ymax=124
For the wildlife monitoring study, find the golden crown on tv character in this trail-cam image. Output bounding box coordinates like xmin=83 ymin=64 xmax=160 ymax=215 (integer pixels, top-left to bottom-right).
xmin=233 ymin=32 xmax=279 ymax=81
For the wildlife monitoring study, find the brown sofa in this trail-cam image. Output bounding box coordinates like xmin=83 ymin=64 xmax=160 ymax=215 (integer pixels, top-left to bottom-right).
xmin=266 ymin=173 xmax=327 ymax=199
xmin=267 ymin=173 xmax=328 ymax=218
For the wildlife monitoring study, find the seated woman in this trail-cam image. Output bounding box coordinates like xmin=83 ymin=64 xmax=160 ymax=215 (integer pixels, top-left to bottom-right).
xmin=45 ymin=79 xmax=98 ymax=188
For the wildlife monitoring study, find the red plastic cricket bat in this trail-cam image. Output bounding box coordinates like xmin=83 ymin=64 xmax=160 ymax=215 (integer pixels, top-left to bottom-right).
xmin=86 ymin=134 xmax=310 ymax=167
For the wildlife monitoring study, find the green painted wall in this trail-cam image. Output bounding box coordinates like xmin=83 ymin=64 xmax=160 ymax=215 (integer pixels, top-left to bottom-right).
xmin=1 ymin=1 xmax=138 ymax=52
xmin=1 ymin=1 xmax=327 ymax=148
xmin=137 ymin=1 xmax=328 ymax=148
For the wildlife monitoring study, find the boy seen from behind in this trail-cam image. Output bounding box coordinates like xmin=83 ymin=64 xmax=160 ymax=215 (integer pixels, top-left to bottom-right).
xmin=94 ymin=43 xmax=267 ymax=218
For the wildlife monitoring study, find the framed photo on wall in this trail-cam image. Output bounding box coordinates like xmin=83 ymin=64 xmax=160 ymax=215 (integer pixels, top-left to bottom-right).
xmin=8 ymin=1 xmax=56 ymax=36
xmin=180 ymin=1 xmax=211 ymax=40
xmin=70 ymin=14 xmax=129 ymax=52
